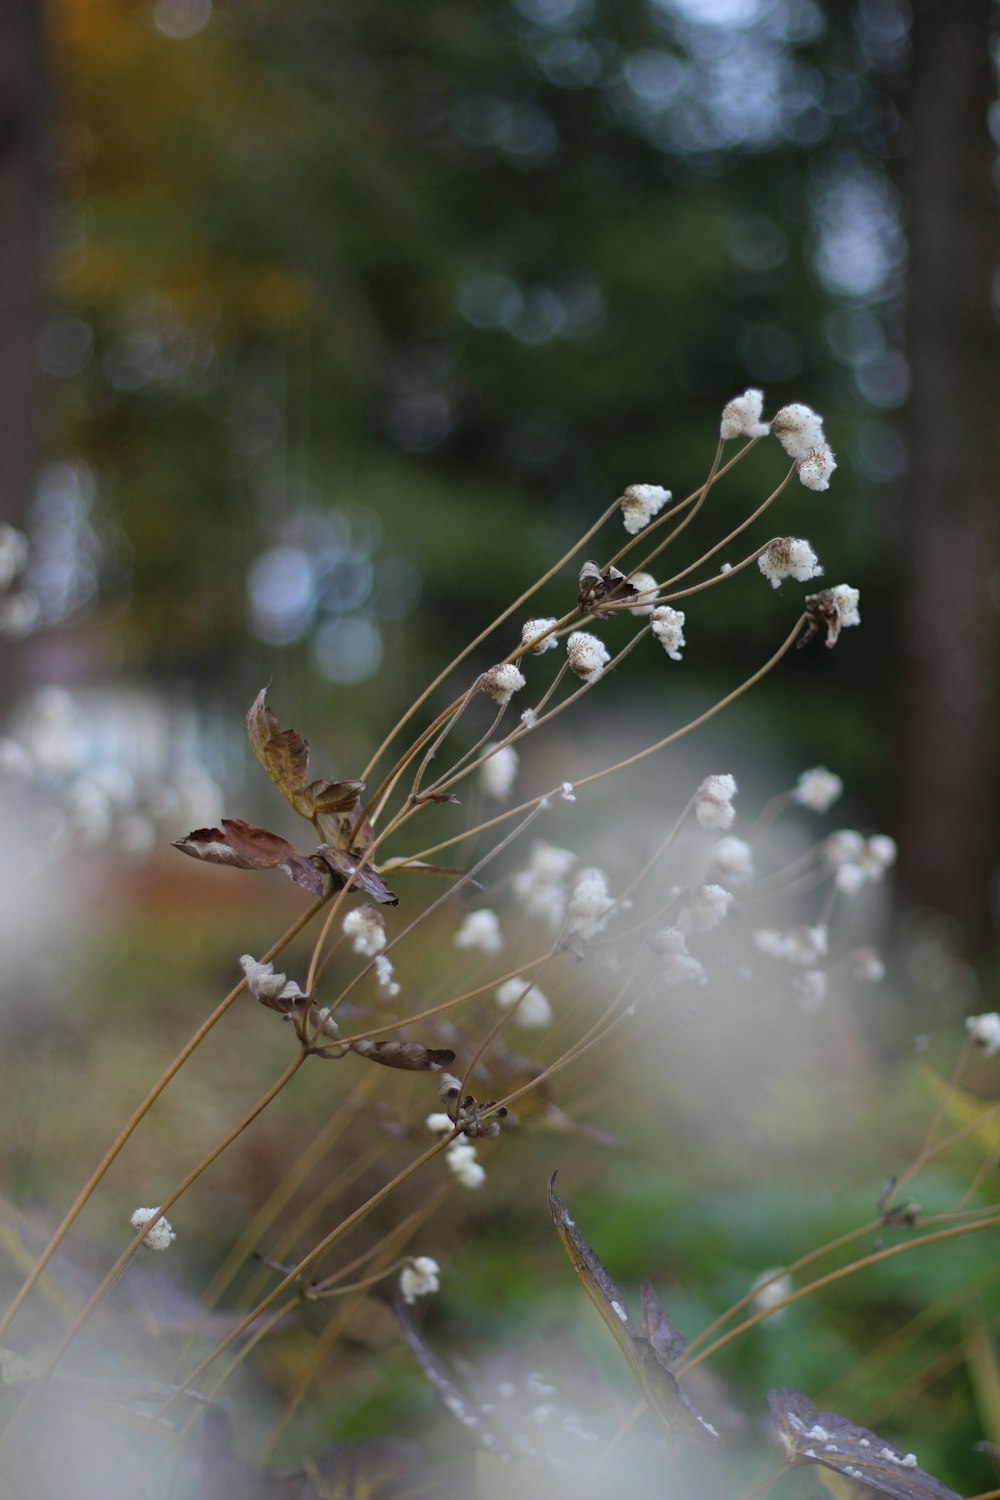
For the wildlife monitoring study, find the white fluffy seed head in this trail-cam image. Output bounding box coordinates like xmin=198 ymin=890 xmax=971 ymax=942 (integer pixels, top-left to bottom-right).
xmin=708 ymin=836 xmax=755 ymax=885
xmin=651 ymin=606 xmax=686 ymax=661
xmin=566 ymin=870 xmax=614 ymax=940
xmin=566 ymin=631 xmax=610 ymax=682
xmin=521 ymin=617 xmax=558 ymax=654
xmin=677 ymin=884 xmax=733 ymax=934
xmin=374 ymin=953 xmax=400 ymax=997
xmin=966 ymin=1013 xmax=1000 ymax=1057
xmin=792 ymin=767 xmax=843 ymax=813
xmin=758 ymin=537 xmax=823 ymax=589
xmin=131 ymin=1207 xmax=176 ymax=1252
xmin=454 ymin=908 xmax=503 ymax=954
xmin=720 ymin=388 xmax=770 ymax=441
xmin=446 ymin=1140 xmax=486 ymax=1189
xmin=695 ymin=773 xmax=738 ymax=831
xmin=480 ymin=742 xmax=519 ymax=800
xmin=342 ymin=905 xmax=387 ymax=956
xmin=400 ymin=1256 xmax=440 ymax=1304
xmin=619 ymin=483 xmax=671 ymax=535
xmin=771 ymin=403 xmax=826 ymax=461
xmin=628 ymin=571 xmax=659 ymax=616
xmin=495 ymin=977 xmax=553 ymax=1029
xmin=481 ymin=662 xmax=526 ymax=705
xmin=797 ymin=444 xmax=838 ymax=492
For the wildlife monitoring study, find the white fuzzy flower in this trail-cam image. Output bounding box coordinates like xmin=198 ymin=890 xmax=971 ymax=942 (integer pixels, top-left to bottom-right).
xmin=797 ymin=444 xmax=838 ymax=492
xmin=343 ymin=905 xmax=387 ymax=956
xmin=426 ymin=1112 xmax=453 ymax=1134
xmin=559 ymin=782 xmax=576 ymax=802
xmin=400 ymin=1256 xmax=440 ymax=1304
xmin=966 ymin=1013 xmax=1000 ymax=1057
xmin=754 ymin=925 xmax=827 ymax=965
xmin=708 ymin=836 xmax=755 ymax=886
xmin=651 ymin=606 xmax=686 ymax=661
xmin=567 ymin=870 xmax=614 ymax=940
xmin=495 ymin=977 xmax=553 ymax=1029
xmin=520 ymin=707 xmax=538 ymax=730
xmin=527 ymin=841 xmax=576 ymax=883
xmin=619 ymin=483 xmax=671 ymax=535
xmin=374 ymin=953 xmax=401 ymax=997
xmin=824 ymin=829 xmax=865 ymax=868
xmin=628 ymin=571 xmax=659 ymax=616
xmin=654 ymin=926 xmax=706 ymax=987
xmin=851 ymin=947 xmax=886 ymax=983
xmin=455 ymin=908 xmax=503 ymax=954
xmin=720 ymin=388 xmax=770 ymax=441
xmin=131 ymin=1207 xmax=176 ymax=1252
xmin=695 ymin=773 xmax=738 ymax=831
xmin=447 ymin=1140 xmax=486 ymax=1189
xmin=771 ymin=403 xmax=826 ymax=461
xmin=521 ymin=617 xmax=558 ymax=654
xmin=240 ymin=954 xmax=308 ymax=1006
xmin=480 ymin=742 xmax=519 ymax=800
xmin=860 ymin=834 xmax=896 ymax=879
xmin=835 ymin=863 xmax=866 ymax=896
xmin=566 ymin=631 xmax=610 ymax=683
xmin=792 ymin=767 xmax=843 ymax=813
xmin=481 ymin=662 xmax=526 ymax=706
xmin=677 ymin=884 xmax=733 ymax=934
xmin=829 ymin=583 xmax=861 ymax=636
xmin=751 ymin=1267 xmax=792 ymax=1319
xmin=796 ymin=970 xmax=828 ymax=1011
xmin=758 ymin=537 xmax=823 ymax=589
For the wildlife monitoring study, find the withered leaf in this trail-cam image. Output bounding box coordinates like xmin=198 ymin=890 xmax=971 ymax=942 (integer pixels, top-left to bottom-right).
xmin=768 ymin=1389 xmax=962 ymax=1500
xmin=577 ymin=561 xmax=639 ymax=613
xmin=317 ymin=847 xmax=398 ymax=906
xmin=396 ymin=1303 xmax=512 ymax=1460
xmin=641 ymin=1281 xmax=687 ymax=1370
xmin=246 ymin=689 xmax=366 ymax=824
xmin=548 ymin=1177 xmax=717 ymax=1447
xmin=350 ymin=1040 xmax=456 ymax=1072
xmin=172 ymin=819 xmax=327 ymax=898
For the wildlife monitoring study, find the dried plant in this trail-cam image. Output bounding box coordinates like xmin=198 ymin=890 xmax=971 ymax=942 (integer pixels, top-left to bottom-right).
xmin=0 ymin=390 xmax=995 ymax=1498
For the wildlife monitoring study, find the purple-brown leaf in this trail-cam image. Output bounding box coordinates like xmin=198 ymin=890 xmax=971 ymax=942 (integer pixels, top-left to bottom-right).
xmin=317 ymin=847 xmax=398 ymax=906
xmin=246 ymin=688 xmax=367 ymax=825
xmin=350 ymin=1040 xmax=456 ymax=1072
xmin=172 ymin=819 xmax=327 ymax=897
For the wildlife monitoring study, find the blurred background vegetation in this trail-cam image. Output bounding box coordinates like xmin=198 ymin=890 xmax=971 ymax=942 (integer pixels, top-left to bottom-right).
xmin=1 ymin=0 xmax=999 ymax=1493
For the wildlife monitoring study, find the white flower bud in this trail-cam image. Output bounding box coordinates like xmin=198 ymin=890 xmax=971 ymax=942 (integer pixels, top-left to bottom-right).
xmin=481 ymin=663 xmax=526 ymax=706
xmin=521 ymin=617 xmax=558 ymax=654
xmin=343 ymin=905 xmax=387 ymax=956
xmin=966 ymin=1013 xmax=1000 ymax=1057
xmin=797 ymin=444 xmax=837 ymax=492
xmin=677 ymin=884 xmax=733 ymax=934
xmin=771 ymin=403 xmax=825 ymax=461
xmin=566 ymin=631 xmax=610 ymax=683
xmin=566 ymin=870 xmax=614 ymax=940
xmin=480 ymin=743 xmax=519 ymax=800
xmin=627 ymin=571 xmax=659 ymax=616
xmin=651 ymin=605 xmax=686 ymax=661
xmin=131 ymin=1207 xmax=176 ymax=1252
xmin=720 ymin=388 xmax=770 ymax=441
xmin=454 ymin=908 xmax=503 ymax=954
xmin=695 ymin=773 xmax=738 ymax=831
xmin=619 ymin=483 xmax=671 ymax=535
xmin=400 ymin=1256 xmax=440 ymax=1304
xmin=708 ymin=836 xmax=755 ymax=885
xmin=758 ymin=537 xmax=823 ymax=589
xmin=792 ymin=767 xmax=842 ymax=813
xmin=495 ymin=977 xmax=553 ymax=1029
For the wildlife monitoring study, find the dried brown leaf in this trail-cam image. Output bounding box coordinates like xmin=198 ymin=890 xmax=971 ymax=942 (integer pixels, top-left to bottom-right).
xmin=172 ymin=820 xmax=327 ymax=897
xmin=768 ymin=1389 xmax=962 ymax=1499
xmin=246 ymin=689 xmax=366 ymax=824
xmin=548 ymin=1177 xmax=717 ymax=1447
xmin=349 ymin=1040 xmax=456 ymax=1072
xmin=317 ymin=847 xmax=398 ymax=906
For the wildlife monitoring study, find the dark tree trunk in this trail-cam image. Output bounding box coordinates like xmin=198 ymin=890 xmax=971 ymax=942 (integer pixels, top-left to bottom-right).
xmin=0 ymin=0 xmax=44 ymax=530
xmin=896 ymin=0 xmax=1000 ymax=954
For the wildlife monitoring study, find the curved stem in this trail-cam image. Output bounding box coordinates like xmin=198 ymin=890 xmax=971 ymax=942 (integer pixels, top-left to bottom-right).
xmin=0 ymin=897 xmax=323 ymax=1344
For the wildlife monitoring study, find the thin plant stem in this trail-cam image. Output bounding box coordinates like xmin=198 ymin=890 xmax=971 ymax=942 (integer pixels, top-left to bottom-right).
xmin=0 ymin=896 xmax=324 ymax=1344
xmin=0 ymin=1050 xmax=309 ymax=1452
xmin=678 ymin=1212 xmax=1000 ymax=1377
